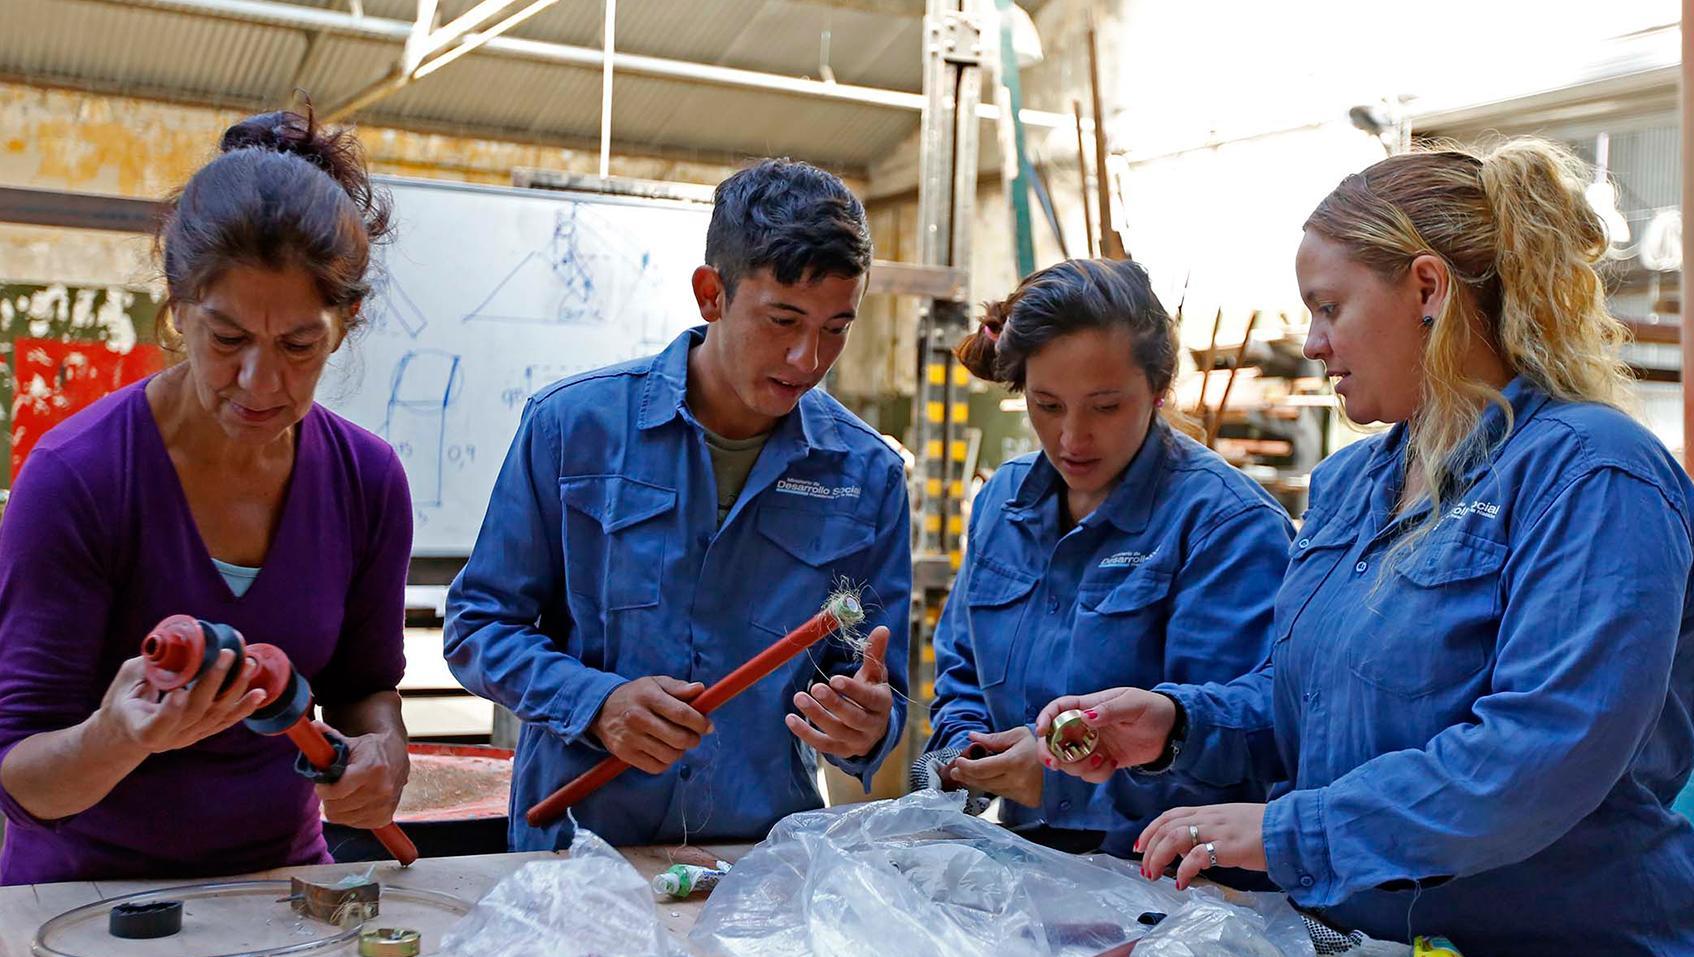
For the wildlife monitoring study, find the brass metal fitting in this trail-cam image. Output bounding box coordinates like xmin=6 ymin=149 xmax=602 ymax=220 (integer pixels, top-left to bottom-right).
xmin=1048 ymin=709 xmax=1099 ymax=763
xmin=359 ymin=927 xmax=422 ymax=957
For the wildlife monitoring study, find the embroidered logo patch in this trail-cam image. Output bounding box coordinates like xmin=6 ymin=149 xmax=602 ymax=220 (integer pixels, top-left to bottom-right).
xmin=1099 ymin=550 xmax=1154 ymax=568
xmin=775 ymin=478 xmax=862 ymax=501
xmin=1448 ymin=500 xmax=1501 ymax=520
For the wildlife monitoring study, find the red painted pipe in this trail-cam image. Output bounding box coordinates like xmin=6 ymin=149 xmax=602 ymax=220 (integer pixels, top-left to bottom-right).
xmin=244 ymin=643 xmax=419 ymax=867
xmin=527 ymin=596 xmax=863 ymax=827
xmin=280 ymin=714 xmax=418 ymax=865
xmin=138 ymin=617 xmax=418 ymax=867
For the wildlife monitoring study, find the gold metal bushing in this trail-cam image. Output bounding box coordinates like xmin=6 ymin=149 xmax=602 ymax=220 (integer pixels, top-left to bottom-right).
xmin=1048 ymin=709 xmax=1099 ymax=763
xmin=359 ymin=927 xmax=422 ymax=957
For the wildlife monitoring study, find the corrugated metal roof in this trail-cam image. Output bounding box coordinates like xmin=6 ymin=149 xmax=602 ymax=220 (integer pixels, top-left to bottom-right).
xmin=3 ymin=0 xmax=309 ymax=104
xmin=1 ymin=0 xmax=929 ymax=171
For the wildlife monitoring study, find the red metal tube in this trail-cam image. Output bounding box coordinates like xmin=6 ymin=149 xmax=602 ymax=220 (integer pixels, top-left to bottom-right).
xmin=284 ymin=714 xmax=419 ymax=867
xmin=527 ymin=597 xmax=860 ymax=827
xmin=138 ymin=619 xmax=420 ymax=866
xmin=283 ymin=718 xmax=341 ymax=771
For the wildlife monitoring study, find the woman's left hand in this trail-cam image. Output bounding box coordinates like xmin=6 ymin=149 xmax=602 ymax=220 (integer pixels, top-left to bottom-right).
xmin=311 ymin=721 xmax=409 ymax=829
xmin=1134 ymin=803 xmax=1268 ymax=890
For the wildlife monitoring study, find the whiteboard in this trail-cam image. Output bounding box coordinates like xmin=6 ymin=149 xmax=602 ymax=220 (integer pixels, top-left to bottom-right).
xmin=321 ymin=176 xmax=712 ymax=556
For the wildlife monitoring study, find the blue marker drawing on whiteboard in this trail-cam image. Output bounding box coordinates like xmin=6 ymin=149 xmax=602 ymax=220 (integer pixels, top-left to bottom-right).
xmin=463 ymin=203 xmax=661 ymax=329
xmin=381 ymin=349 xmax=463 ymax=507
xmin=365 ymin=252 xmax=429 ymax=338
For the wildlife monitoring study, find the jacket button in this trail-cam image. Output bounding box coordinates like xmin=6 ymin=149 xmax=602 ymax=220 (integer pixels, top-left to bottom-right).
xmin=1297 ymin=538 xmax=1310 ymax=548
xmin=679 ymin=765 xmax=693 ymax=781
xmin=1300 ymin=875 xmax=1315 ymax=888
xmin=1354 ymin=561 xmax=1368 ymax=573
xmin=1057 ymin=800 xmax=1071 ymax=811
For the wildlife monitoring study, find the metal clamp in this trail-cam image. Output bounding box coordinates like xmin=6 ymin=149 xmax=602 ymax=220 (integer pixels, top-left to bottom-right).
xmin=931 ymin=9 xmax=982 ymax=66
xmin=293 ymin=734 xmax=350 ymax=785
xmin=287 ymin=874 xmax=379 ymax=926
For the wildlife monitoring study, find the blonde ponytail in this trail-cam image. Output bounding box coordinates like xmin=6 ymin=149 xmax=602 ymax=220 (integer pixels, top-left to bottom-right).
xmin=1480 ymin=140 xmax=1632 ymax=410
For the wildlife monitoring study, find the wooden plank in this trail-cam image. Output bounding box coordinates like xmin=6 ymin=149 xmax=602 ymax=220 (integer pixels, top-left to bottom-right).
xmin=1 ymin=844 xmax=752 ymax=955
xmin=0 ymin=186 xmax=164 ymax=234
xmin=866 ymin=260 xmax=967 ymax=301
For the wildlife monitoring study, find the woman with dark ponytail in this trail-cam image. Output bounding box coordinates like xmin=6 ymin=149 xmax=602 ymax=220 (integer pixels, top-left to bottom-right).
xmin=1045 ymin=139 xmax=1694 ymax=953
xmin=0 ymin=110 xmax=414 ymax=883
xmin=923 ymin=258 xmax=1293 ymax=866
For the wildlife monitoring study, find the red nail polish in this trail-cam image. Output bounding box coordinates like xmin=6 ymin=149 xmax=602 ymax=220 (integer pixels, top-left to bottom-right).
xmin=1084 ymin=709 xmax=1098 ymax=720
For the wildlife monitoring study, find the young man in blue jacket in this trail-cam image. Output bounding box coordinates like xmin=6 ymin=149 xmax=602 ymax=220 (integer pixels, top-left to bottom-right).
xmin=446 ymin=159 xmax=911 ymax=850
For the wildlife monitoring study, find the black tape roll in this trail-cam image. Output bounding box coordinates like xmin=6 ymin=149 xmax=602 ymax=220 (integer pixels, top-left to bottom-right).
xmin=244 ymin=668 xmax=312 ymax=735
xmin=199 ymin=621 xmax=247 ymax=693
xmin=109 ymin=899 xmax=183 ymax=939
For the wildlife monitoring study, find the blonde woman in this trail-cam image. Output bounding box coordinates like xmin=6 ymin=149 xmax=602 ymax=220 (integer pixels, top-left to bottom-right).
xmin=1036 ymin=140 xmax=1694 ymax=954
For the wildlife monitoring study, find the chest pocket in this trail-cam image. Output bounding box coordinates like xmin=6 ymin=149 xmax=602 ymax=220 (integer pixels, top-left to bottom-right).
xmin=964 ymin=559 xmax=1039 ymax=688
xmin=1346 ymin=527 xmax=1505 ymax=698
xmin=750 ymin=504 xmax=876 ymax=636
xmin=561 ymin=475 xmax=676 ymax=611
xmin=1276 ymin=508 xmax=1354 ymax=641
xmin=1072 ymin=569 xmax=1173 ymax=688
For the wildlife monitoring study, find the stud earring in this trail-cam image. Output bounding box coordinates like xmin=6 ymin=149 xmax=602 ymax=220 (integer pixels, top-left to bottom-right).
xmin=1421 ymin=315 xmax=1434 ymax=328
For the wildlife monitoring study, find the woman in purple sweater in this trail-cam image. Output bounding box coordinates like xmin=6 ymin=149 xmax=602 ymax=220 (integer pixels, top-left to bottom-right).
xmin=0 ymin=110 xmax=413 ymax=884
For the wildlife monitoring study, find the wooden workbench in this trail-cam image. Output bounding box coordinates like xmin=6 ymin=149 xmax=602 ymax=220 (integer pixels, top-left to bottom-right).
xmin=0 ymin=843 xmax=752 ymax=956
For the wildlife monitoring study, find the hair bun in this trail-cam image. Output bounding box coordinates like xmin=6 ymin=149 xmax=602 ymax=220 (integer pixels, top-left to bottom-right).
xmin=216 ymin=107 xmax=393 ymax=247
xmin=221 ymin=110 xmax=338 ymax=172
xmin=954 ymin=299 xmax=1011 ymax=382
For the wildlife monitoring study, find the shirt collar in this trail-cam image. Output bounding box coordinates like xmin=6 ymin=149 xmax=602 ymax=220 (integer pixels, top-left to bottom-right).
xmin=1366 ymin=375 xmax=1552 ymax=528
xmin=1005 ymin=417 xmax=1173 ymax=534
xmin=636 ymin=325 xmax=849 ymax=455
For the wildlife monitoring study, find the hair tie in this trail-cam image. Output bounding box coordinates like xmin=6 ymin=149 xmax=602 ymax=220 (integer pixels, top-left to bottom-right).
xmin=982 ymin=322 xmax=1000 ymax=344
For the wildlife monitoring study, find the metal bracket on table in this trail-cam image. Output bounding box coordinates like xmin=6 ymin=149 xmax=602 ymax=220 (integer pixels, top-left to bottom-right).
xmin=285 ymin=876 xmax=381 ymax=926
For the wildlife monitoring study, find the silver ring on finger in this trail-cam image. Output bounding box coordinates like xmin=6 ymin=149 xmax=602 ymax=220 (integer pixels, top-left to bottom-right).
xmin=1188 ymin=824 xmax=1200 ymax=848
xmin=1204 ymin=841 xmax=1219 ymax=868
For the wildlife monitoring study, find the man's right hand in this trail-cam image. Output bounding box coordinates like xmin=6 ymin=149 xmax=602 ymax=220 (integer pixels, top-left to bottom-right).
xmin=590 ymin=676 xmax=713 ymax=774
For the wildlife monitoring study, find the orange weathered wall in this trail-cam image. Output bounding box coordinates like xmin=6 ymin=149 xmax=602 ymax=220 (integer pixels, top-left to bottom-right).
xmin=0 ymin=81 xmax=762 ymax=288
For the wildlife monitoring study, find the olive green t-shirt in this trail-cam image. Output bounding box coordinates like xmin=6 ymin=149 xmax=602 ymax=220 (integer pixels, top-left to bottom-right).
xmin=702 ymin=426 xmax=771 ymax=525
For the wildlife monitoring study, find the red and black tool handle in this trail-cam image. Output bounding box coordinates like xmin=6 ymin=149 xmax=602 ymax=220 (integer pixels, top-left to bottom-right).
xmin=141 ymin=616 xmax=419 ymax=866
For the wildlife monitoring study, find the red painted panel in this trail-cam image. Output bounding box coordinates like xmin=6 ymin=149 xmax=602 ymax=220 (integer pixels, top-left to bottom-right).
xmin=12 ymin=338 xmax=164 ymax=474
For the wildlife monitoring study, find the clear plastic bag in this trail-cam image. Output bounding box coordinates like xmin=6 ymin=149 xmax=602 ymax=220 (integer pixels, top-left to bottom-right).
xmin=690 ymin=790 xmax=1314 ymax=957
xmin=438 ymin=827 xmax=682 ymax=957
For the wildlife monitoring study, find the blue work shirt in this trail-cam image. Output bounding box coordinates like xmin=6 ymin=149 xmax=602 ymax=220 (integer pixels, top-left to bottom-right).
xmin=928 ymin=421 xmax=1292 ymax=845
xmin=445 ymin=327 xmax=911 ymax=850
xmin=1162 ymin=378 xmax=1694 ymax=954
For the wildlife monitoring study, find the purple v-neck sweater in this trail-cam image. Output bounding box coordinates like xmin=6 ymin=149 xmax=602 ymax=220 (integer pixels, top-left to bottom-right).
xmin=0 ymin=379 xmax=410 ymax=885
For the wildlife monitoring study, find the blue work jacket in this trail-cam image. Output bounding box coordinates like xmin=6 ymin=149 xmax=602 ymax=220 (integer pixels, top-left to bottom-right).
xmin=929 ymin=421 xmax=1292 ymax=844
xmin=1162 ymin=378 xmax=1694 ymax=954
xmin=445 ymin=327 xmax=911 ymax=850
